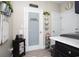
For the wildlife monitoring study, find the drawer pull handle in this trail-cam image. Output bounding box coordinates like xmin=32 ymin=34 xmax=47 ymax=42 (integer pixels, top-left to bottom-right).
xmin=68 ymin=51 xmax=71 ymax=54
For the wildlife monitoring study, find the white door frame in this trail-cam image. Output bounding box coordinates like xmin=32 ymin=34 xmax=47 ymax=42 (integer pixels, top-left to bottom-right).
xmin=24 ymin=7 xmax=44 ymax=52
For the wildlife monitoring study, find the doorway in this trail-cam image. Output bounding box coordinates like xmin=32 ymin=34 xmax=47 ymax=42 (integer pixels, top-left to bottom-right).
xmin=24 ymin=7 xmax=44 ymax=51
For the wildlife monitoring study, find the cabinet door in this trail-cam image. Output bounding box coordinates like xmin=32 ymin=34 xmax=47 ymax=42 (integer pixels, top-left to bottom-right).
xmin=67 ymin=46 xmax=79 ymax=57
xmin=19 ymin=42 xmax=24 ymax=54
xmin=55 ymin=41 xmax=79 ymax=57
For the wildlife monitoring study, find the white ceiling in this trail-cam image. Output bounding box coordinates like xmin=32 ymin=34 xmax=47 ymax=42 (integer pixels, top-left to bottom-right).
xmin=40 ymin=1 xmax=71 ymax=4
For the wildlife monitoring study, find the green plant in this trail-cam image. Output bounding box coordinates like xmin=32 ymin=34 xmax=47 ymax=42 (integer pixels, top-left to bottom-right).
xmin=2 ymin=1 xmax=13 ymax=12
xmin=43 ymin=11 xmax=50 ymax=16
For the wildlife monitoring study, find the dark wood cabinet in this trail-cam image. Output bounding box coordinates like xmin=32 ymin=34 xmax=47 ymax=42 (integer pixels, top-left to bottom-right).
xmin=13 ymin=38 xmax=25 ymax=57
xmin=52 ymin=41 xmax=79 ymax=57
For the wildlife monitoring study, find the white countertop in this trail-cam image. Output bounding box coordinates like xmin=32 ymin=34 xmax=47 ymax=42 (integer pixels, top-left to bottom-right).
xmin=50 ymin=36 xmax=79 ymax=48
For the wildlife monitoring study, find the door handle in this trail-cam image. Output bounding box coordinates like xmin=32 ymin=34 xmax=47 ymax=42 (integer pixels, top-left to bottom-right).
xmin=68 ymin=51 xmax=71 ymax=54
xmin=40 ymin=31 xmax=42 ymax=33
xmin=53 ymin=31 xmax=55 ymax=33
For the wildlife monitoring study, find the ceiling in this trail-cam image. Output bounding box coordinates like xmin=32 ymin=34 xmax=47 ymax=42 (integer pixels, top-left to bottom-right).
xmin=54 ymin=1 xmax=66 ymax=4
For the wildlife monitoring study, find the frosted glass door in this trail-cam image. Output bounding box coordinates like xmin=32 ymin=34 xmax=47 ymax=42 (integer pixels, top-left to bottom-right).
xmin=28 ymin=12 xmax=39 ymax=46
xmin=0 ymin=15 xmax=2 ymax=44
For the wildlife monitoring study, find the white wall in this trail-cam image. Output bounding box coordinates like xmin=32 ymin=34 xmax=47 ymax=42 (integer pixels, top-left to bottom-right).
xmin=51 ymin=11 xmax=61 ymax=36
xmin=51 ymin=1 xmax=79 ymax=36
xmin=61 ymin=8 xmax=77 ymax=33
xmin=60 ymin=2 xmax=79 ymax=34
xmin=12 ymin=1 xmax=79 ymax=45
xmin=12 ymin=1 xmax=60 ymax=39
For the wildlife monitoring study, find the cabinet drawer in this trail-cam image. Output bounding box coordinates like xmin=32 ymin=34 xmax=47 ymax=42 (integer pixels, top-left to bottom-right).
xmin=55 ymin=41 xmax=79 ymax=57
xmin=60 ymin=48 xmax=79 ymax=57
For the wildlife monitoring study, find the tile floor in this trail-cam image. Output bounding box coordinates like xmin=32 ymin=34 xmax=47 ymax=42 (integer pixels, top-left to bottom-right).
xmin=24 ymin=49 xmax=51 ymax=57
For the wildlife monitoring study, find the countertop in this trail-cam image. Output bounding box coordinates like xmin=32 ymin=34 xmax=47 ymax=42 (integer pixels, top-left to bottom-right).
xmin=50 ymin=36 xmax=79 ymax=48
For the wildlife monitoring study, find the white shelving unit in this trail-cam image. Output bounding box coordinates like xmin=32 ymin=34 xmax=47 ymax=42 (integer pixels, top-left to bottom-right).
xmin=43 ymin=14 xmax=51 ymax=48
xmin=0 ymin=14 xmax=9 ymax=45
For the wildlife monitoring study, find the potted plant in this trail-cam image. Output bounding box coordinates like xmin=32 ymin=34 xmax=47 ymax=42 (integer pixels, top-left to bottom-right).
xmin=43 ymin=11 xmax=50 ymax=16
xmin=0 ymin=1 xmax=13 ymax=13
xmin=43 ymin=11 xmax=50 ymax=20
xmin=0 ymin=1 xmax=7 ymax=13
xmin=2 ymin=1 xmax=13 ymax=13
